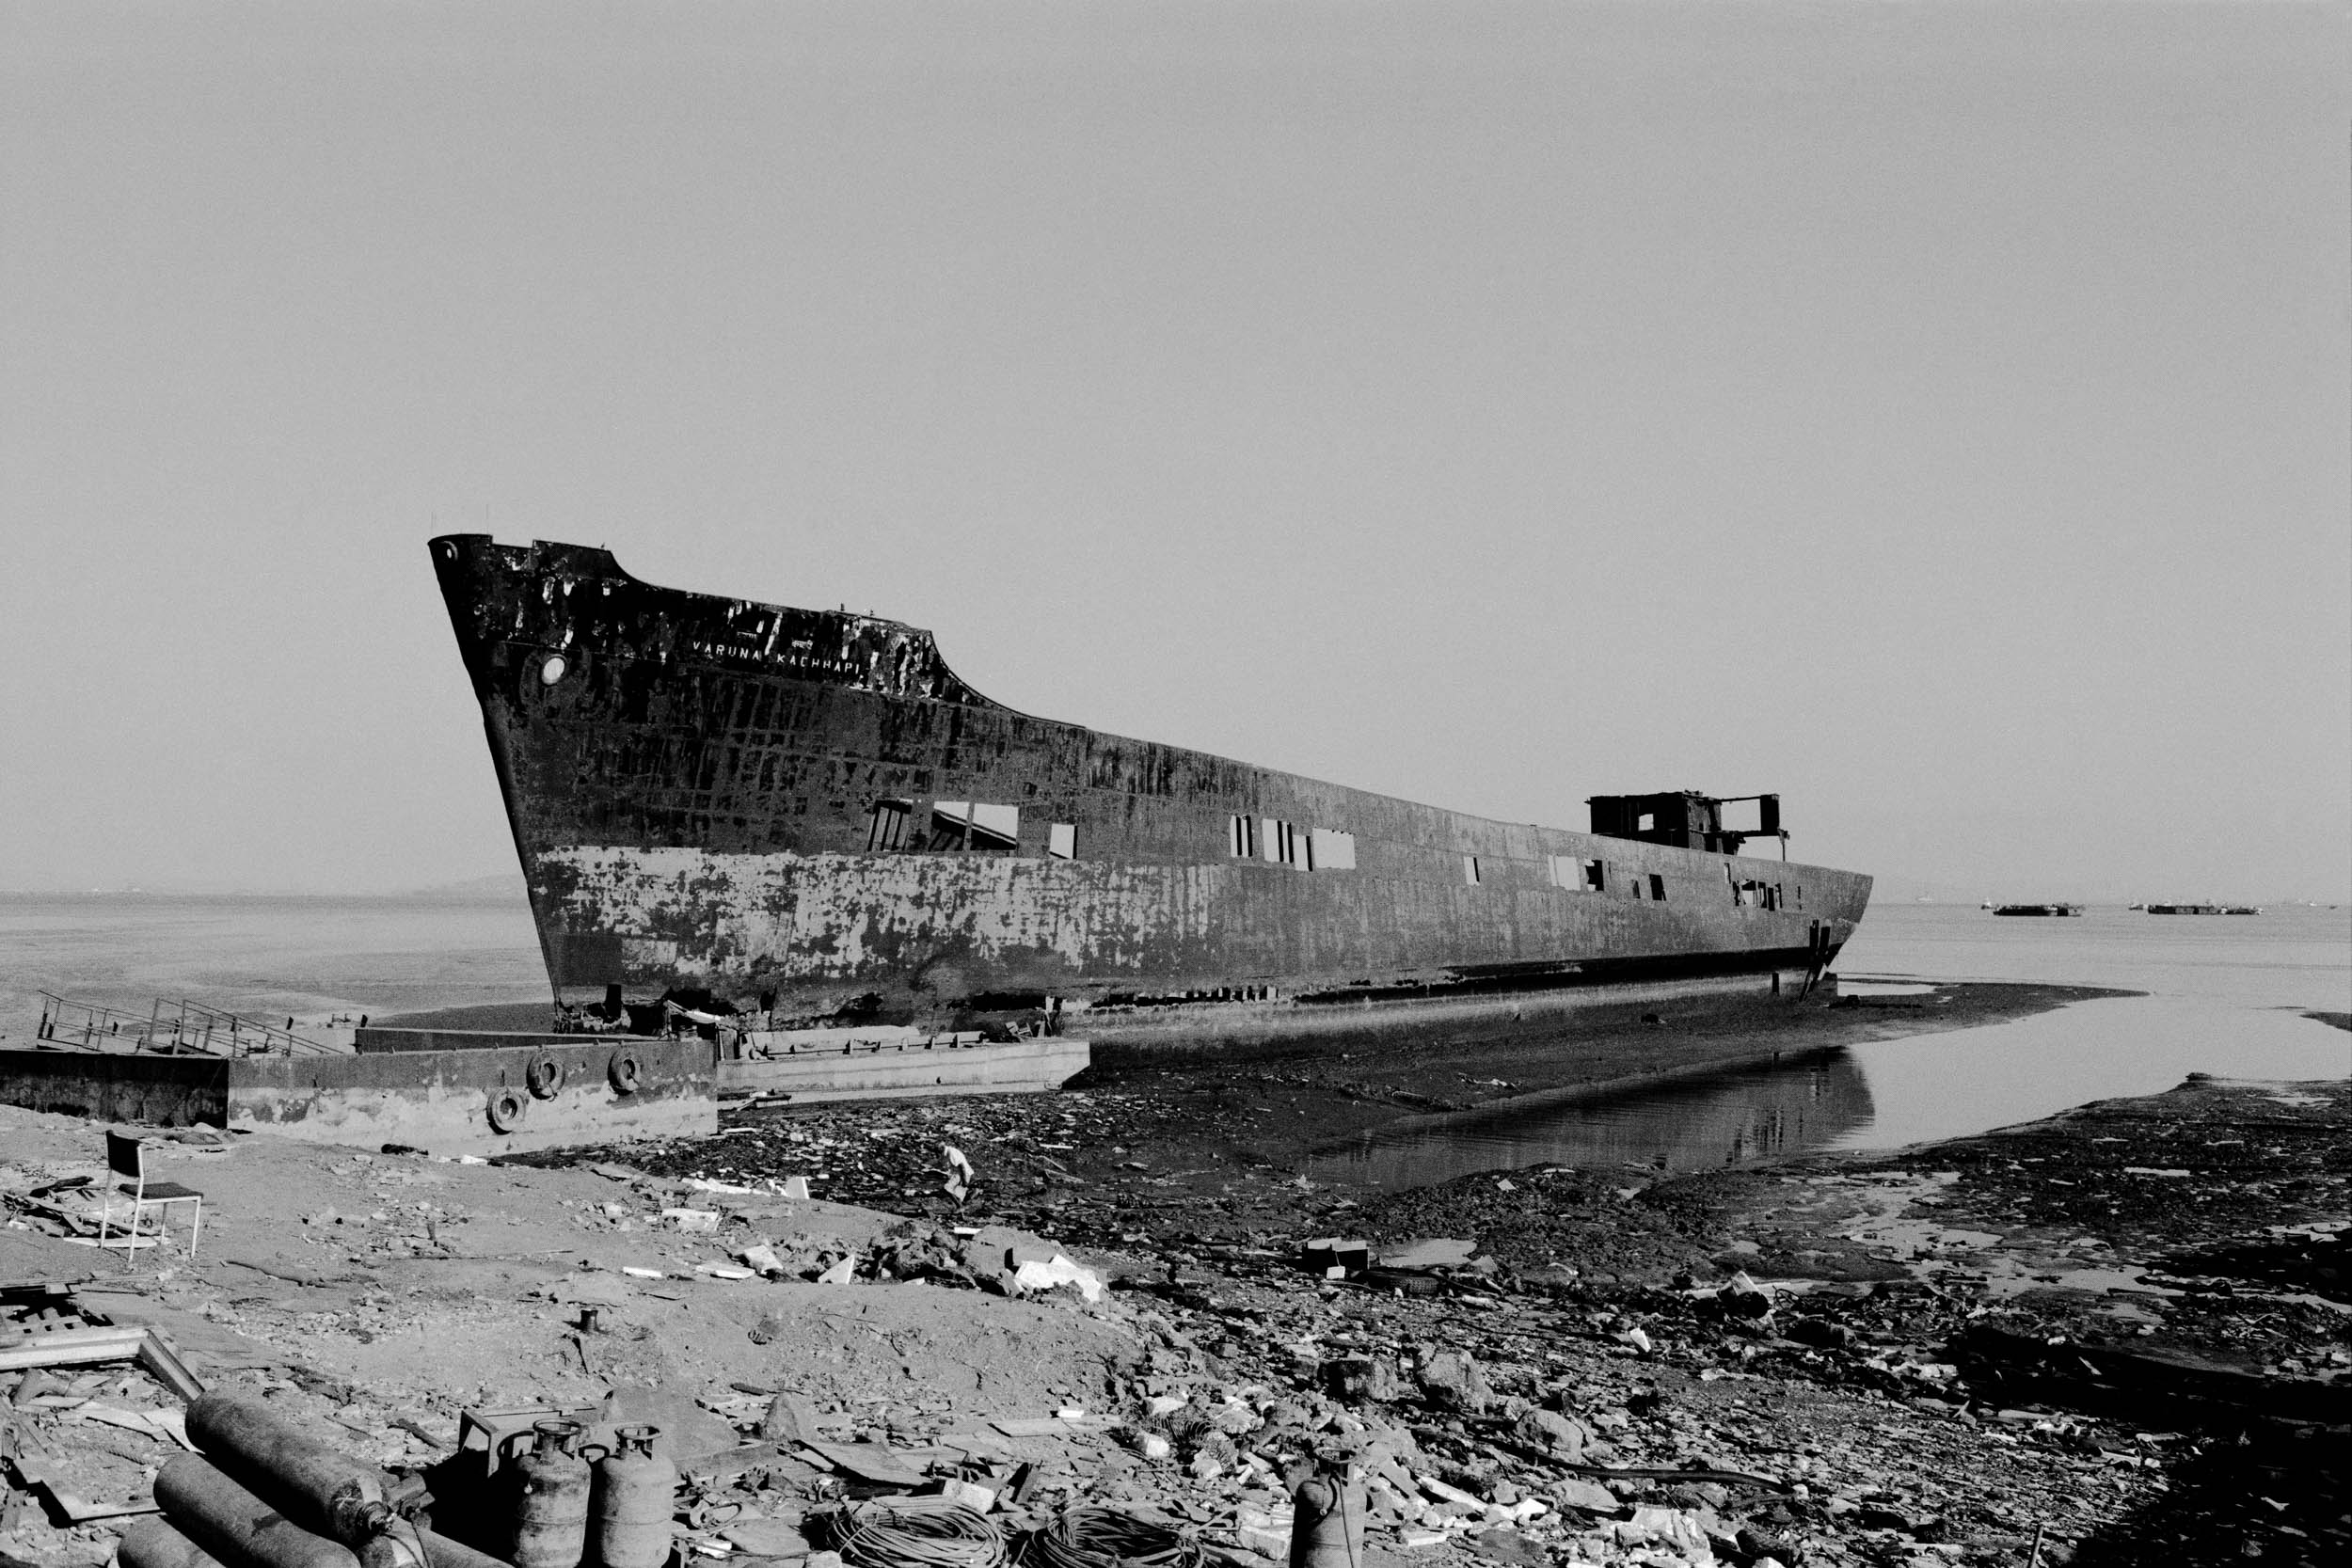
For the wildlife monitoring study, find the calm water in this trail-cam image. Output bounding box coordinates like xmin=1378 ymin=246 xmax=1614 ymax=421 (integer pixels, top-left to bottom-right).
xmin=1308 ymin=902 xmax=2351 ymax=1188
xmin=5 ymin=895 xmax=2345 ymax=1183
xmin=0 ymin=893 xmax=547 ymax=1039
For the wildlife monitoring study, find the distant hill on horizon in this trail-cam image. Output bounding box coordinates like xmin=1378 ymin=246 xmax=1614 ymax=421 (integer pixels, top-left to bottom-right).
xmin=396 ymin=871 xmax=529 ymax=902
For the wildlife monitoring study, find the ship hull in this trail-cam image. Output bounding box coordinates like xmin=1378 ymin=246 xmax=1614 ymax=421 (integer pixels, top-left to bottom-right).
xmin=432 ymin=537 xmax=1873 ymax=1027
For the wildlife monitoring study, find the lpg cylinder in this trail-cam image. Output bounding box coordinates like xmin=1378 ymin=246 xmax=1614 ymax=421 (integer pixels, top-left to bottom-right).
xmin=119 ymin=1517 xmax=230 ymax=1568
xmin=185 ymin=1388 xmax=393 ymax=1544
xmin=508 ymin=1418 xmax=593 ymax=1568
xmin=359 ymin=1523 xmax=516 ymax=1568
xmin=1288 ymin=1466 xmax=1365 ymax=1568
xmin=154 ymin=1455 xmax=362 ymax=1568
xmin=593 ymin=1423 xmax=676 ymax=1568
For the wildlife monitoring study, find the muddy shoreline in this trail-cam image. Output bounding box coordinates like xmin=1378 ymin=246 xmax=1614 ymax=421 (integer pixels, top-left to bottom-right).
xmin=4 ymin=981 xmax=2341 ymax=1568
xmin=525 ymin=981 xmax=2343 ymax=1564
xmin=613 ymin=980 xmax=2123 ymax=1223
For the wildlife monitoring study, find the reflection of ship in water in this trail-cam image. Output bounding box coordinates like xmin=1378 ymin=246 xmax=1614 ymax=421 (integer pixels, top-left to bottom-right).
xmin=1307 ymin=1049 xmax=1875 ymax=1192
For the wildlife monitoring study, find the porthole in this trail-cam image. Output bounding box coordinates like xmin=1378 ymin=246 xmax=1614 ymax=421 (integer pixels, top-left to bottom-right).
xmin=539 ymin=654 xmax=568 ymax=687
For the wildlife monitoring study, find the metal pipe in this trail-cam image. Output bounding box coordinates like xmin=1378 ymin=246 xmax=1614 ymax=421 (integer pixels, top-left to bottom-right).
xmin=185 ymin=1389 xmax=394 ymax=1544
xmin=120 ymin=1517 xmax=230 ymax=1568
xmin=417 ymin=1528 xmax=517 ymax=1568
xmin=155 ymin=1455 xmax=363 ymax=1568
xmin=358 ymin=1525 xmax=518 ymax=1568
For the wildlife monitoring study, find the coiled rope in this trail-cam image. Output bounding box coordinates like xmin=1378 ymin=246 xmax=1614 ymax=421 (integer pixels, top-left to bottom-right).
xmin=1014 ymin=1507 xmax=1205 ymax=1568
xmin=823 ymin=1502 xmax=1008 ymax=1568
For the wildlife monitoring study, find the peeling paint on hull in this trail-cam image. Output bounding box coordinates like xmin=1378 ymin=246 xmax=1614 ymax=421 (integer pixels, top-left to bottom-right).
xmin=431 ymin=536 xmax=1873 ymax=1027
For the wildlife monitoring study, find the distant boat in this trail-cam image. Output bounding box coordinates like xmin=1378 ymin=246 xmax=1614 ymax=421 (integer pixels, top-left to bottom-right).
xmin=1991 ymin=903 xmax=2085 ymax=917
xmin=2143 ymin=903 xmax=2261 ymax=915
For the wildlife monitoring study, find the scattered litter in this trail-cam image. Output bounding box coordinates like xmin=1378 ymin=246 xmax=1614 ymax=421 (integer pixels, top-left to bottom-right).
xmin=1011 ymin=1255 xmax=1105 ymax=1302
xmin=1376 ymin=1238 xmax=1478 ymax=1272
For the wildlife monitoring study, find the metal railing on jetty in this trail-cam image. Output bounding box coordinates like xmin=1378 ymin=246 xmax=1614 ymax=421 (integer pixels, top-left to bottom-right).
xmin=33 ymin=993 xmax=343 ymax=1057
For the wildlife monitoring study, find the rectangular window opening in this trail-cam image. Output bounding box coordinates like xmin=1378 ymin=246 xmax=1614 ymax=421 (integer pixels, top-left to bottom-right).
xmin=866 ymin=800 xmax=912 ymax=853
xmin=1047 ymin=822 xmax=1076 ymax=860
xmin=1648 ymin=873 xmax=1667 ymax=901
xmin=1229 ymin=814 xmax=1258 ymax=859
xmin=1583 ymin=859 xmax=1606 ymax=893
xmin=929 ymin=800 xmax=1019 ymax=852
xmin=1311 ymin=829 xmax=1357 ymax=871
xmin=1464 ymin=854 xmax=1482 ymax=886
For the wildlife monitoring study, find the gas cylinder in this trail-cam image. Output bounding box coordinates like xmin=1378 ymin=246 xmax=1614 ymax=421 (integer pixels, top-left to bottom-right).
xmin=593 ymin=1423 xmax=676 ymax=1568
xmin=1288 ymin=1465 xmax=1365 ymax=1568
xmin=185 ymin=1388 xmax=393 ymax=1544
xmin=508 ymin=1418 xmax=593 ymax=1568
xmin=358 ymin=1525 xmax=515 ymax=1568
xmin=119 ymin=1517 xmax=230 ymax=1568
xmin=154 ymin=1456 xmax=362 ymax=1568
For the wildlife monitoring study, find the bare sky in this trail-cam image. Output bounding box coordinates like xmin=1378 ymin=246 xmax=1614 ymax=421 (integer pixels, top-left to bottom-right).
xmin=5 ymin=1 xmax=2346 ymax=903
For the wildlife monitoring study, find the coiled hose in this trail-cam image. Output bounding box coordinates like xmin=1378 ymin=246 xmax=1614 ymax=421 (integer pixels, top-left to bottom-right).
xmin=821 ymin=1502 xmax=1008 ymax=1568
xmin=1014 ymin=1507 xmax=1204 ymax=1568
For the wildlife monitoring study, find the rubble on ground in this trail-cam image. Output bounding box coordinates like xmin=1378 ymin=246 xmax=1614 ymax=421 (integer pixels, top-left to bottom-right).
xmin=2 ymin=1072 xmax=2344 ymax=1568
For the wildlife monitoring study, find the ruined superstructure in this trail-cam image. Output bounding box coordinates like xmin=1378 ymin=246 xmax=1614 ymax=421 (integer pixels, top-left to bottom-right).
xmin=432 ymin=536 xmax=1871 ymax=1036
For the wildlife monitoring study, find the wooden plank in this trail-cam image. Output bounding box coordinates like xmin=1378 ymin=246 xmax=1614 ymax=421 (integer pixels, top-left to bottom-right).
xmin=39 ymin=1484 xmax=161 ymax=1524
xmin=0 ymin=1326 xmax=146 ymax=1371
xmin=137 ymin=1331 xmax=208 ymax=1401
xmin=793 ymin=1440 xmax=928 ymax=1486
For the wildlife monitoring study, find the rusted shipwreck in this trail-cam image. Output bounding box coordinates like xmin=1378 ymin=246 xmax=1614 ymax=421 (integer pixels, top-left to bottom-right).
xmin=434 ymin=535 xmax=1872 ymax=1051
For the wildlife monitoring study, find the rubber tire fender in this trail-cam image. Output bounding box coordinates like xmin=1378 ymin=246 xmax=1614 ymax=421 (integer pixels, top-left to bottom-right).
xmin=526 ymin=1052 xmax=565 ymax=1100
xmin=486 ymin=1086 xmax=528 ymax=1134
xmin=608 ymin=1049 xmax=644 ymax=1095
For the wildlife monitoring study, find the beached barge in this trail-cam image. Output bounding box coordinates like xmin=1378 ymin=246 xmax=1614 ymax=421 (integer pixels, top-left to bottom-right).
xmin=433 ymin=536 xmax=1872 ymax=1051
xmin=0 ymin=1031 xmax=716 ymax=1156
